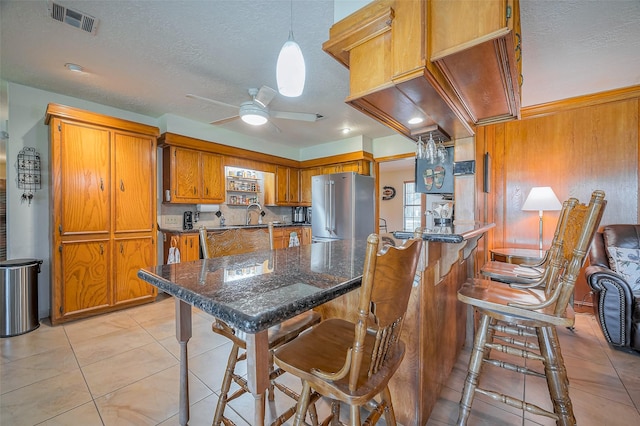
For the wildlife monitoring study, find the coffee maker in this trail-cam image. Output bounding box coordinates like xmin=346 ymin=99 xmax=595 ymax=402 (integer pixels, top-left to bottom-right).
xmin=183 ymin=211 xmax=193 ymax=230
xmin=292 ymin=206 xmax=308 ymax=223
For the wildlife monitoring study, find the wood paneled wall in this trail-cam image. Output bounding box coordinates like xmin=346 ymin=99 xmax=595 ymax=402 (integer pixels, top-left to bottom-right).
xmin=476 ymin=91 xmax=640 ymax=307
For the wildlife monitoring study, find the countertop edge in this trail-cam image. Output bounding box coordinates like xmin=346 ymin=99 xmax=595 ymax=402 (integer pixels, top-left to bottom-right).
xmin=393 ymin=222 xmax=495 ymax=243
xmin=137 ymin=267 xmax=361 ymax=333
xmin=159 ymin=223 xmax=311 ymax=234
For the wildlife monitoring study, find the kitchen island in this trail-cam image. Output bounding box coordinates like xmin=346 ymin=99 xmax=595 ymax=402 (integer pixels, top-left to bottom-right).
xmin=138 ymin=238 xmax=370 ymax=425
xmin=142 ymin=223 xmax=493 ymax=425
xmin=318 ymin=222 xmax=495 ymax=424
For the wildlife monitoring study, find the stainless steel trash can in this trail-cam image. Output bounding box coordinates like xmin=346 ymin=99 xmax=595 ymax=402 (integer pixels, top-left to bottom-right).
xmin=1 ymin=258 xmax=42 ymax=337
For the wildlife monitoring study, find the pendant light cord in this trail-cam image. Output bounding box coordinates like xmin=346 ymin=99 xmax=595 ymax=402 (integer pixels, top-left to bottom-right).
xmin=289 ymin=0 xmax=294 ymax=39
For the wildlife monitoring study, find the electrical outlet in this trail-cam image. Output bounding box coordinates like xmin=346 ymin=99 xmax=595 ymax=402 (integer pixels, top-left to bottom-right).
xmin=165 ymin=216 xmax=179 ymax=226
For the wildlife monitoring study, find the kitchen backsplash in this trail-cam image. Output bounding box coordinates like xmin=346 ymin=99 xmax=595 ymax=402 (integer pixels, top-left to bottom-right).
xmin=159 ymin=203 xmax=294 ymax=230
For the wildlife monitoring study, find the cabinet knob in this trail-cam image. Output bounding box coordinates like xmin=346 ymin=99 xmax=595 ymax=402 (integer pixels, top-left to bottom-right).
xmin=120 ymin=179 xmax=125 ymax=192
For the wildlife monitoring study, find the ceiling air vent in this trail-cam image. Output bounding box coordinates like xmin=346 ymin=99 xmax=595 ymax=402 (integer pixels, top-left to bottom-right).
xmin=48 ymin=1 xmax=99 ymax=35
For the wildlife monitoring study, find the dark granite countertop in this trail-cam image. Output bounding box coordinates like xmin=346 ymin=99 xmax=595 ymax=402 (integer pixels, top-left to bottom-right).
xmin=160 ymin=223 xmax=310 ymax=234
xmin=393 ymin=222 xmax=495 ymax=243
xmin=138 ymin=239 xmax=368 ymax=333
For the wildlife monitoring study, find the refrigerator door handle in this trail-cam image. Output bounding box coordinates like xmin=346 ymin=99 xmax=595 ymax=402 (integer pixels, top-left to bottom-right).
xmin=329 ymin=180 xmax=335 ymax=233
xmin=324 ymin=181 xmax=330 ymax=232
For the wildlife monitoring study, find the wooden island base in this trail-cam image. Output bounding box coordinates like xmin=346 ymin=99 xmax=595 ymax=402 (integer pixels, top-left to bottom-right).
xmin=317 ymin=228 xmax=489 ymax=424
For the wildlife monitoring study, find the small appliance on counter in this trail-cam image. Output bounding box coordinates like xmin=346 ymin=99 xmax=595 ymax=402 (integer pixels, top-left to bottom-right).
xmin=432 ymin=201 xmax=454 ymax=226
xmin=183 ymin=211 xmax=193 ymax=230
xmin=292 ymin=206 xmax=309 ymax=223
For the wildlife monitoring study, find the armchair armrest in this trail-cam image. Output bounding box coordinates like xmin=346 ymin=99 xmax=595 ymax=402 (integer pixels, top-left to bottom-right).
xmin=585 ymin=265 xmax=635 ymax=346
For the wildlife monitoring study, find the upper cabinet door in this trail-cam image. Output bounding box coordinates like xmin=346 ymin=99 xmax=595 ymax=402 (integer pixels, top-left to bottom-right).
xmin=59 ymin=122 xmax=110 ymax=235
xmin=173 ymin=147 xmax=201 ymax=201
xmin=201 ymin=152 xmax=224 ymax=203
xmin=114 ymin=132 xmax=156 ymax=233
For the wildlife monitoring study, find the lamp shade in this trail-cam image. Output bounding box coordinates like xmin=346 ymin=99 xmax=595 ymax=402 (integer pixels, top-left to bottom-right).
xmin=276 ymin=30 xmax=306 ymax=97
xmin=522 ymin=187 xmax=562 ymax=211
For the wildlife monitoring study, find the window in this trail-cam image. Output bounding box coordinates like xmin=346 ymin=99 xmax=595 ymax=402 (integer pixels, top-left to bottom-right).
xmin=403 ymin=181 xmax=421 ymax=231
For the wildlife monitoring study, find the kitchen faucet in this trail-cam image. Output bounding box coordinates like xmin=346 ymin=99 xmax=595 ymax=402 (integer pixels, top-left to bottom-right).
xmin=245 ymin=203 xmax=262 ymax=225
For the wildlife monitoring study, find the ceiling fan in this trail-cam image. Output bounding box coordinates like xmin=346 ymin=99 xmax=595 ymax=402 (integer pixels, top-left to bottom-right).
xmin=186 ymin=86 xmax=322 ymax=128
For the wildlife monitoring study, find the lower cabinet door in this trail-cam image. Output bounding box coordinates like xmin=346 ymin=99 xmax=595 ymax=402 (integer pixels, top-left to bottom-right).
xmin=114 ymin=236 xmax=157 ymax=304
xmin=60 ymin=239 xmax=111 ymax=318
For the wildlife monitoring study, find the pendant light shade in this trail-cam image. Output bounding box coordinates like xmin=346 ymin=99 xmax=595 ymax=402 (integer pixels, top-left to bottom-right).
xmin=277 ymin=30 xmax=305 ymax=97
xmin=277 ymin=2 xmax=305 ymax=97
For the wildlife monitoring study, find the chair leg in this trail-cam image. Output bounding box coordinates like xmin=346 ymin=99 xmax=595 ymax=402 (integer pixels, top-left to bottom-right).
xmin=293 ymin=381 xmax=312 ymax=426
xmin=381 ymin=385 xmax=397 ymax=426
xmin=213 ymin=343 xmax=241 ymax=426
xmin=538 ymin=326 xmax=576 ymax=426
xmin=268 ymin=351 xmax=276 ymax=402
xmin=349 ymin=403 xmax=361 ymax=426
xmin=457 ymin=313 xmax=492 ymax=426
xmin=329 ymin=401 xmax=341 ymax=426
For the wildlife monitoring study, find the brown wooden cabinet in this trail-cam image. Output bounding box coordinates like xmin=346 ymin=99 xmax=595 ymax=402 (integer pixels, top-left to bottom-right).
xmin=272 ymin=226 xmax=310 ymax=249
xmin=299 ymin=167 xmax=321 ymax=205
xmin=323 ymin=0 xmax=473 ymax=142
xmin=321 ymin=160 xmax=370 ymax=176
xmin=275 ymin=166 xmax=300 ymax=205
xmin=299 ymin=161 xmax=370 ymax=206
xmin=430 ymin=0 xmax=521 ymax=125
xmin=46 ymin=104 xmax=158 ymax=324
xmin=114 ymin=236 xmax=156 ymax=305
xmin=163 ymin=232 xmax=200 ymax=263
xmin=301 ymin=227 xmax=311 ymax=245
xmin=163 ymin=146 xmax=224 ymax=204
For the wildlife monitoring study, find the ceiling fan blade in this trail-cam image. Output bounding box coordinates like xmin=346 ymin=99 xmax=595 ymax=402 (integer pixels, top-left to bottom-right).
xmin=254 ymin=86 xmax=277 ymax=108
xmin=268 ymin=120 xmax=282 ymax=133
xmin=271 ymin=110 xmax=321 ymax=122
xmin=210 ymin=115 xmax=240 ymax=126
xmin=186 ymin=94 xmax=238 ymax=110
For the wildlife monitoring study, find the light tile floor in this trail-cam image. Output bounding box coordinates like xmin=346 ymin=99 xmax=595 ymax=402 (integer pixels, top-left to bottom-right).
xmin=1 ymin=293 xmax=639 ymax=425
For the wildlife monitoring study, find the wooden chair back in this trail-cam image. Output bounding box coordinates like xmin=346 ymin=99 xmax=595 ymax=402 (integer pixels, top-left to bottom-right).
xmin=348 ymin=231 xmax=423 ymax=392
xmin=199 ymin=223 xmax=274 ymax=259
xmin=509 ymin=190 xmax=606 ymax=316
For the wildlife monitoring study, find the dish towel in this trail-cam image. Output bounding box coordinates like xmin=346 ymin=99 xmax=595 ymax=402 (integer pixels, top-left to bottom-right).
xmin=289 ymin=232 xmax=300 ymax=247
xmin=167 ymin=246 xmax=181 ymax=264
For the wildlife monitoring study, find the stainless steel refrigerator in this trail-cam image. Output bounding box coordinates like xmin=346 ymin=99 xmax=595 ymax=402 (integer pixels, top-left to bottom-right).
xmin=311 ymin=172 xmax=375 ymax=242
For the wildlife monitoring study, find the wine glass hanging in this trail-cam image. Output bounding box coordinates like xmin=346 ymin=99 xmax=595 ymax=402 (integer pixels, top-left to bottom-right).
xmin=416 ymin=133 xmax=447 ymax=165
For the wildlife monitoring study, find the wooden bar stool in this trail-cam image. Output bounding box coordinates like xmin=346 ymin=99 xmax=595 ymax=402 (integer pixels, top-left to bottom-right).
xmin=480 ymin=198 xmax=574 ymax=286
xmin=199 ymin=223 xmax=321 ymax=425
xmin=456 ymin=190 xmax=606 ymax=425
xmin=273 ymin=230 xmax=424 ymax=425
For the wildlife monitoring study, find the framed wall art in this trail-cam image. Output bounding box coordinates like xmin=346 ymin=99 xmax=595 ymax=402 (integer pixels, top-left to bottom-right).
xmin=415 ymin=146 xmax=454 ymax=194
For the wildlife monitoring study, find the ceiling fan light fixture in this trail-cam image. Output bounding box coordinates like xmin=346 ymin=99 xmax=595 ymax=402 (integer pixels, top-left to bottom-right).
xmin=239 ymin=102 xmax=269 ymax=126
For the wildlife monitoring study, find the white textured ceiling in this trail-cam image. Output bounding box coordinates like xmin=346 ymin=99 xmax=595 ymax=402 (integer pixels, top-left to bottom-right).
xmin=1 ymin=0 xmax=639 ymax=151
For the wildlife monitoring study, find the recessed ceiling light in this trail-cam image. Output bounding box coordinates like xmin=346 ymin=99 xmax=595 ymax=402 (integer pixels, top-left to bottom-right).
xmin=64 ymin=63 xmax=84 ymax=73
xmin=408 ymin=117 xmax=423 ymax=125
xmin=341 ymin=127 xmax=351 ymax=134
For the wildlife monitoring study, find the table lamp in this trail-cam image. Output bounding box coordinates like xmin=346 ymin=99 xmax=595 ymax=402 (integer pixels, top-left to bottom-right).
xmin=521 ymin=186 xmax=562 ymax=253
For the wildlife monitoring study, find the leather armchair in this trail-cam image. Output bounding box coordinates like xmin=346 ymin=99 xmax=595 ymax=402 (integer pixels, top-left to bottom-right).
xmin=585 ymin=225 xmax=640 ymax=352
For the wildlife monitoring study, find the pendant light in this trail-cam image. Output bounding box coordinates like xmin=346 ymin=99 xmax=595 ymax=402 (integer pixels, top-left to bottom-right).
xmin=276 ymin=0 xmax=305 ymax=97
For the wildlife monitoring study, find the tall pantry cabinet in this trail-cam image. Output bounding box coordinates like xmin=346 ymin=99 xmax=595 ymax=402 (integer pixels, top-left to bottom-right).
xmin=45 ymin=104 xmax=159 ymax=325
